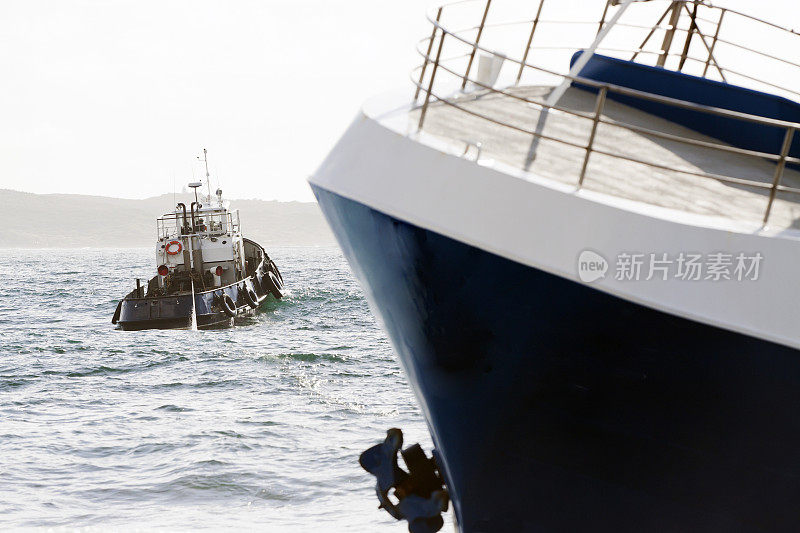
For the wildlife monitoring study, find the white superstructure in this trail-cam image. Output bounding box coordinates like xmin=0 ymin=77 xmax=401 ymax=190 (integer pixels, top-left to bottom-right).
xmin=156 ymin=188 xmax=246 ymax=288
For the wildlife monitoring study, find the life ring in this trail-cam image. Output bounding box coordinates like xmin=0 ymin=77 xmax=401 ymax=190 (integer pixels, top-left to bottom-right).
xmin=243 ymin=287 xmax=259 ymax=309
xmin=219 ymin=294 xmax=236 ymax=317
xmin=166 ymin=240 xmax=183 ymax=255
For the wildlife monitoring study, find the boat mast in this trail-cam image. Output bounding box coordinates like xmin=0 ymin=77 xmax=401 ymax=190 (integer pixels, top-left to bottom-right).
xmin=199 ymin=148 xmax=212 ymax=203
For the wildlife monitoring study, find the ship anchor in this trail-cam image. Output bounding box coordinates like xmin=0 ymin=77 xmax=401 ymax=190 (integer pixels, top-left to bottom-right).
xmin=359 ymin=428 xmax=449 ymax=533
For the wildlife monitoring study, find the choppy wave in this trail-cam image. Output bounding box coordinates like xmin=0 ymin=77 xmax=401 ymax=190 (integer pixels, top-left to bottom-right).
xmin=0 ymin=246 xmax=435 ymax=531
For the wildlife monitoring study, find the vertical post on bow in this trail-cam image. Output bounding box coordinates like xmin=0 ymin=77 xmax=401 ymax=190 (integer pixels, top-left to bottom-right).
xmin=516 ymin=0 xmax=546 ymax=85
xmin=763 ymin=127 xmax=795 ymax=226
xmin=416 ymin=8 xmax=444 ymax=101
xmin=578 ymin=87 xmax=608 ymax=188
xmin=418 ymin=30 xmax=447 ymax=131
xmin=462 ymin=0 xmax=492 ymax=89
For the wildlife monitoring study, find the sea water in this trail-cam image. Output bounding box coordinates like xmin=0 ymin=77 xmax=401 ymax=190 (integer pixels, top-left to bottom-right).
xmin=0 ymin=247 xmax=443 ymax=531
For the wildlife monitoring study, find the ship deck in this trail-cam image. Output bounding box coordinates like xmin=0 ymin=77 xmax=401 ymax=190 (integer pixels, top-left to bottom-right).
xmin=412 ymin=86 xmax=800 ymax=229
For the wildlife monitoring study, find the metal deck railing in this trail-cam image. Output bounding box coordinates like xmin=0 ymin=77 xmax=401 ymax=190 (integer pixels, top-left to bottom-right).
xmin=157 ymin=210 xmax=240 ymax=240
xmin=412 ymin=0 xmax=800 ymax=225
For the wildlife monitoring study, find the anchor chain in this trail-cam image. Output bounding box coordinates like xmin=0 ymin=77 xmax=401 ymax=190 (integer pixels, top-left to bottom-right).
xmin=359 ymin=428 xmax=449 ymax=533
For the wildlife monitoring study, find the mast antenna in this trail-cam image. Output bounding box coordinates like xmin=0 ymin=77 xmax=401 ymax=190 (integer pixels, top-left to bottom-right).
xmin=197 ymin=148 xmax=211 ymax=202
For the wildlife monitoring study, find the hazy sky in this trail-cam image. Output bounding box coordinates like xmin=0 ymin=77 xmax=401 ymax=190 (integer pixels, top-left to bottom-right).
xmin=0 ymin=0 xmax=432 ymax=202
xmin=1 ymin=1 xmax=797 ymax=202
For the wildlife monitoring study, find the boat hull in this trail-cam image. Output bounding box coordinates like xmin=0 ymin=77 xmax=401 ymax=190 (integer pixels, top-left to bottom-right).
xmin=312 ymin=184 xmax=800 ymax=532
xmin=116 ymin=313 xmax=235 ymax=331
xmin=115 ymin=273 xmax=273 ymax=331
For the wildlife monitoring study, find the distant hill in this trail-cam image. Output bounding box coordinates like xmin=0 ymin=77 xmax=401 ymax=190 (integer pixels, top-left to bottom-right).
xmin=0 ymin=189 xmax=335 ymax=247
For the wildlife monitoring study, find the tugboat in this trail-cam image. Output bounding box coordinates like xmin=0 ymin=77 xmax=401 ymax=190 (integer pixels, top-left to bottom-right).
xmin=113 ymin=151 xmax=284 ymax=330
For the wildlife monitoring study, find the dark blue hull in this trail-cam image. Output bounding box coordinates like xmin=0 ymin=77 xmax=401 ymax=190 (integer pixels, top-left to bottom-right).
xmin=312 ymin=185 xmax=800 ymax=532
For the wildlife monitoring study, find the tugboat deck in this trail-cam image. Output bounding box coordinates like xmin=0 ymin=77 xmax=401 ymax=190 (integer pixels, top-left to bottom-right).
xmin=413 ymin=85 xmax=800 ymax=229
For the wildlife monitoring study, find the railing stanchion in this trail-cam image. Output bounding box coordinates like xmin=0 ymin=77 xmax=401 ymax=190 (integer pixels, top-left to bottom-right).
xmin=597 ymin=0 xmax=612 ymax=35
xmin=631 ymin=4 xmax=673 ymax=62
xmin=657 ymin=1 xmax=682 ymax=68
xmin=516 ymin=0 xmax=545 ymax=86
xmin=677 ymin=1 xmax=699 ymax=71
xmin=418 ymin=31 xmax=447 ymax=131
xmin=416 ymin=8 xmax=444 ymax=101
xmin=680 ymin=3 xmax=726 ymax=81
xmin=763 ymin=127 xmax=795 ymax=225
xmin=578 ymin=87 xmax=608 ymax=188
xmin=462 ymin=0 xmax=492 ymax=90
xmin=703 ymin=8 xmax=725 ymax=78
